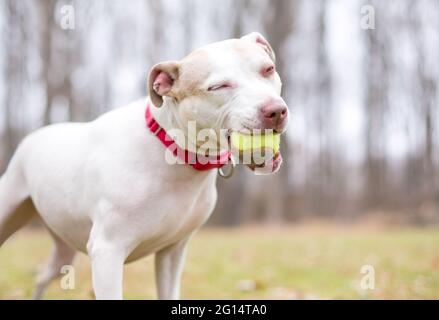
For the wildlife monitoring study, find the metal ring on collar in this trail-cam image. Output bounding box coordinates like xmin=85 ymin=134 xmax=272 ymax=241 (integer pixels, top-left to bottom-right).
xmin=218 ymin=156 xmax=236 ymax=179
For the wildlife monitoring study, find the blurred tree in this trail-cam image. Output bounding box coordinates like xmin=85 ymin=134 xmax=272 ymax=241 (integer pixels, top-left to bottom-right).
xmin=2 ymin=1 xmax=30 ymax=171
xmin=37 ymin=0 xmax=56 ymax=125
xmin=406 ymin=1 xmax=438 ymax=216
xmin=363 ymin=1 xmax=390 ymax=209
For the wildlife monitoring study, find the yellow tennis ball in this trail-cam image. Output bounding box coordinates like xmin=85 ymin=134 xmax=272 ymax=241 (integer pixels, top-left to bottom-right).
xmin=230 ymin=132 xmax=281 ymax=154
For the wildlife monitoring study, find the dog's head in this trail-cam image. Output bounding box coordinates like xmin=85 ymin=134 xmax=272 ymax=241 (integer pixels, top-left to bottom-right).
xmin=148 ymin=32 xmax=289 ymax=174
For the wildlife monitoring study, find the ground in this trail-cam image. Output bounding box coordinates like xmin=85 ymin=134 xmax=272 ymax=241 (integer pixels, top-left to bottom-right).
xmin=0 ymin=224 xmax=438 ymax=299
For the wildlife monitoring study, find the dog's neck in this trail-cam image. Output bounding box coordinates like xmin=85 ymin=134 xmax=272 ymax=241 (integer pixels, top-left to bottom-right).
xmin=149 ymin=97 xmax=226 ymax=156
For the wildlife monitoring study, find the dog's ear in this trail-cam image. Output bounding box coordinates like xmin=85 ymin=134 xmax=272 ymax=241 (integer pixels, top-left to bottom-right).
xmin=241 ymin=32 xmax=276 ymax=63
xmin=147 ymin=61 xmax=180 ymax=108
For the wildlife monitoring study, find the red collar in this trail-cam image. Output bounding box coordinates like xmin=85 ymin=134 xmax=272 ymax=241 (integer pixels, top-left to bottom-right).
xmin=145 ymin=103 xmax=231 ymax=171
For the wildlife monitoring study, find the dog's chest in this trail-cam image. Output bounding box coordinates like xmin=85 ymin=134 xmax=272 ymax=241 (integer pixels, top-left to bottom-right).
xmin=124 ymin=171 xmax=218 ymax=262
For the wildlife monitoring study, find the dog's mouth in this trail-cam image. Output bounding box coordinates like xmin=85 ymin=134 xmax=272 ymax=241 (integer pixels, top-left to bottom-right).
xmin=246 ymin=151 xmax=282 ymax=175
xmin=226 ymin=130 xmax=283 ymax=175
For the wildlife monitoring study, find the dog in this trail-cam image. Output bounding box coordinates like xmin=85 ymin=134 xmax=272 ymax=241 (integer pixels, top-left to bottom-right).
xmin=0 ymin=32 xmax=289 ymax=299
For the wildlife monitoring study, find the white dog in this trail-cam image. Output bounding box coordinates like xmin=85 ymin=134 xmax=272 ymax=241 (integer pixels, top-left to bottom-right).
xmin=0 ymin=32 xmax=288 ymax=299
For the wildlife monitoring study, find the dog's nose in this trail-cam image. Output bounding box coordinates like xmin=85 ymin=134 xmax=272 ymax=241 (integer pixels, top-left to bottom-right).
xmin=259 ymin=100 xmax=288 ymax=131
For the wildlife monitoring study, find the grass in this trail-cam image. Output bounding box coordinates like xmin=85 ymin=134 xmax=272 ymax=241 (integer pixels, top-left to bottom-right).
xmin=0 ymin=224 xmax=438 ymax=299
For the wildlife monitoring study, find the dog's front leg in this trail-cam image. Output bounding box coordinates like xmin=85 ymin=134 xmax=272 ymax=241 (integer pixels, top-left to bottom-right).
xmin=88 ymin=239 xmax=126 ymax=300
xmin=155 ymin=237 xmax=190 ymax=300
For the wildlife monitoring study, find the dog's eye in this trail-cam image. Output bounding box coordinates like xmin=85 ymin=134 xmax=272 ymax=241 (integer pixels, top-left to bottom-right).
xmin=208 ymin=83 xmax=231 ymax=91
xmin=262 ymin=65 xmax=275 ymax=77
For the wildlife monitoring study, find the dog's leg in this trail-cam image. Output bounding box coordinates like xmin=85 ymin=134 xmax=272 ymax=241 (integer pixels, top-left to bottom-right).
xmin=87 ymin=236 xmax=126 ymax=300
xmin=33 ymin=233 xmax=76 ymax=299
xmin=0 ymin=159 xmax=34 ymax=247
xmin=155 ymin=237 xmax=190 ymax=300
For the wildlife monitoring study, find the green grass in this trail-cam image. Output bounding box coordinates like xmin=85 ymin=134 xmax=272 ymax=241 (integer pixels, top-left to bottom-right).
xmin=0 ymin=224 xmax=438 ymax=299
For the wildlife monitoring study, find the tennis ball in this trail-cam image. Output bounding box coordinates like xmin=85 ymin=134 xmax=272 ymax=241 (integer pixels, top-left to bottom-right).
xmin=230 ymin=132 xmax=281 ymax=154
